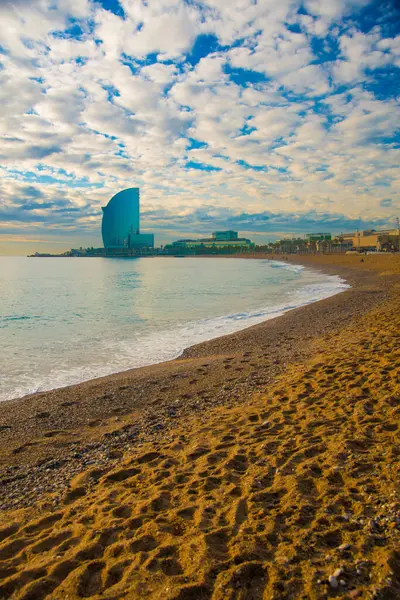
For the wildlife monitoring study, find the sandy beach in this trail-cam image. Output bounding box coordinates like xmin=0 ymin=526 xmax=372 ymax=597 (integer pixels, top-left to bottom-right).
xmin=0 ymin=253 xmax=399 ymax=600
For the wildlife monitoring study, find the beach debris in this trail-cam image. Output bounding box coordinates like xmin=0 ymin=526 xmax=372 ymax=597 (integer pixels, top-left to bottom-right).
xmin=329 ymin=567 xmax=344 ymax=589
xmin=328 ymin=575 xmax=339 ymax=589
xmin=45 ymin=459 xmax=65 ymax=470
xmin=369 ymin=518 xmax=381 ymax=534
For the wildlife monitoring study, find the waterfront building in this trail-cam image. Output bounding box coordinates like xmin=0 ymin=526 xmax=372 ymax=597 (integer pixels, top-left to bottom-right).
xmin=339 ymin=229 xmax=399 ymax=252
xmin=167 ymin=231 xmax=254 ymax=254
xmin=305 ymin=233 xmax=332 ymax=242
xmin=101 ymin=188 xmax=154 ymax=249
xmin=273 ymin=227 xmax=400 ymax=254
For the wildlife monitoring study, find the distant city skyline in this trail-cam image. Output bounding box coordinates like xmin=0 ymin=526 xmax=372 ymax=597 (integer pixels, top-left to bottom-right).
xmin=0 ymin=0 xmax=399 ymax=255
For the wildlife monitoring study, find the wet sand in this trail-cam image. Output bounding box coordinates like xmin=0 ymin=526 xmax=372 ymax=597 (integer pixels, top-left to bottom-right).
xmin=0 ymin=254 xmax=399 ymax=599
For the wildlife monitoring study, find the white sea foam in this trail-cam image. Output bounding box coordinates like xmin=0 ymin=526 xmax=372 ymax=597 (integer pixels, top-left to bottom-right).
xmin=269 ymin=260 xmax=306 ymax=274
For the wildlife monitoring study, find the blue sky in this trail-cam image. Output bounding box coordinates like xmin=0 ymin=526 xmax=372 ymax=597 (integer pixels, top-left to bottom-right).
xmin=0 ymin=0 xmax=399 ymax=254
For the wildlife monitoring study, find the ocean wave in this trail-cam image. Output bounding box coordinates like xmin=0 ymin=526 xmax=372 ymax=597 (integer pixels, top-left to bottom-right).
xmin=269 ymin=260 xmax=306 ymax=274
xmin=0 ymin=315 xmax=41 ymax=322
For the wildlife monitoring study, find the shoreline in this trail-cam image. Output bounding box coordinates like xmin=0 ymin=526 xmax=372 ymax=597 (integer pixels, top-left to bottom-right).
xmin=0 ymin=254 xmax=394 ymax=509
xmin=0 ymin=257 xmax=348 ymax=405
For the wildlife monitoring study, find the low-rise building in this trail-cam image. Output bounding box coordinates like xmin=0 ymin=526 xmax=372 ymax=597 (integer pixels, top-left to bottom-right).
xmin=167 ymin=231 xmax=254 ymax=253
xmin=340 ymin=229 xmax=399 ymax=251
xmin=275 ymin=228 xmax=399 ymax=253
xmin=305 ymin=233 xmax=332 ymax=242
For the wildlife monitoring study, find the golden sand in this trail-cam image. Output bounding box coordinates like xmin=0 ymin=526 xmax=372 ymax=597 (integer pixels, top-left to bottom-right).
xmin=0 ymin=255 xmax=399 ymax=599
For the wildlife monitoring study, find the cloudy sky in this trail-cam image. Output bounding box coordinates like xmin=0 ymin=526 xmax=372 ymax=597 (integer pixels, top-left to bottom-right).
xmin=0 ymin=0 xmax=399 ymax=254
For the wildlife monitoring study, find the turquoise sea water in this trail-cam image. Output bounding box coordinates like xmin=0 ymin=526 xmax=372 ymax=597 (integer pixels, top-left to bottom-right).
xmin=0 ymin=257 xmax=349 ymax=401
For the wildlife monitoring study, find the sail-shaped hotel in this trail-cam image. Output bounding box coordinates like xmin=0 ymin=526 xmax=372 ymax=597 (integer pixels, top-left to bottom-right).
xmin=101 ymin=188 xmax=154 ymax=249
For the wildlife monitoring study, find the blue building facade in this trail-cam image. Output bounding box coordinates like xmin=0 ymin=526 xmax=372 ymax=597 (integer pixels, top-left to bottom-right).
xmin=101 ymin=188 xmax=154 ymax=249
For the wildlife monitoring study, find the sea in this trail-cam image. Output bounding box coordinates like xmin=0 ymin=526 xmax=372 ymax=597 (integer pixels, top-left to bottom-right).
xmin=0 ymin=257 xmax=349 ymax=402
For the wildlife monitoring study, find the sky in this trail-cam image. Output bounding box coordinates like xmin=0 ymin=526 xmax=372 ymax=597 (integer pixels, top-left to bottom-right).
xmin=0 ymin=0 xmax=399 ymax=255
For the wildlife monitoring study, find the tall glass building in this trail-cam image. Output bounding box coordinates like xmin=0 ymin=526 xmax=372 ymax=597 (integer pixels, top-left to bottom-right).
xmin=101 ymin=188 xmax=154 ymax=249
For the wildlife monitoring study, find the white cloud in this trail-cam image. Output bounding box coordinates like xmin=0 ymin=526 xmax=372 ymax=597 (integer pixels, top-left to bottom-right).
xmin=228 ymin=30 xmax=313 ymax=78
xmin=95 ymin=1 xmax=202 ymax=60
xmin=333 ymin=29 xmax=397 ymax=83
xmin=280 ymin=64 xmax=331 ymax=96
xmin=303 ymin=0 xmax=370 ymax=21
xmin=0 ymin=0 xmax=91 ymax=58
